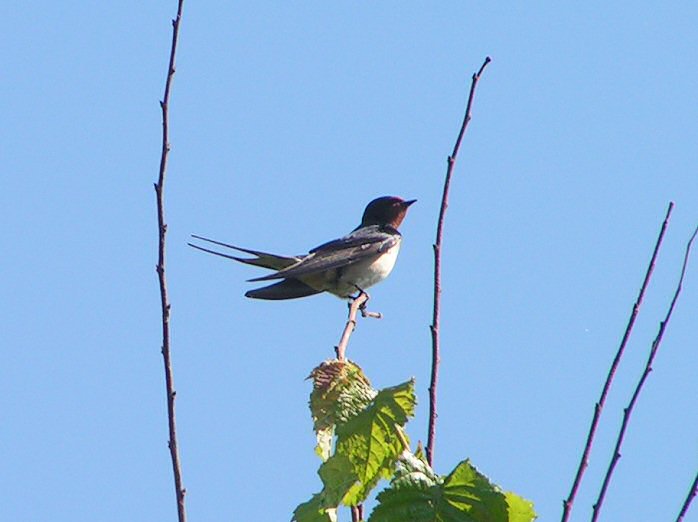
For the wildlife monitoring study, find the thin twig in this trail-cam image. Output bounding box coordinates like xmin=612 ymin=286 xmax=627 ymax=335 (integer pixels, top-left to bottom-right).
xmin=154 ymin=1 xmax=186 ymax=521
xmin=561 ymin=202 xmax=674 ymax=521
xmin=335 ymin=292 xmax=370 ymax=361
xmin=592 ymin=224 xmax=698 ymax=522
xmin=427 ymin=56 xmax=491 ymax=466
xmin=351 ymin=505 xmax=364 ymax=522
xmin=676 ymin=470 xmax=698 ymax=522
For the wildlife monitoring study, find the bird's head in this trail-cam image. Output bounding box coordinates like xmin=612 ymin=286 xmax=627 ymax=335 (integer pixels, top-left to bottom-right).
xmin=360 ymin=196 xmax=417 ymax=229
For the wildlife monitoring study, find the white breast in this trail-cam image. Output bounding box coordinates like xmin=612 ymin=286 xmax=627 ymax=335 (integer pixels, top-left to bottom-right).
xmin=338 ymin=240 xmax=402 ymax=292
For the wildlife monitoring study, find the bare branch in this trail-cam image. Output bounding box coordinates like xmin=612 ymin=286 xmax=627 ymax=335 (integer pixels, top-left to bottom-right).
xmin=427 ymin=56 xmax=491 ymax=466
xmin=676 ymin=471 xmax=698 ymax=522
xmin=351 ymin=505 xmax=364 ymax=522
xmin=561 ymin=202 xmax=674 ymax=521
xmin=335 ymin=292 xmax=372 ymax=361
xmin=592 ymin=224 xmax=698 ymax=521
xmin=155 ymin=1 xmax=187 ymax=521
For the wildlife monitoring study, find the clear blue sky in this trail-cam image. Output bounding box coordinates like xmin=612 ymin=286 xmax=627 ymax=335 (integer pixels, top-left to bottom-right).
xmin=2 ymin=3 xmax=697 ymax=521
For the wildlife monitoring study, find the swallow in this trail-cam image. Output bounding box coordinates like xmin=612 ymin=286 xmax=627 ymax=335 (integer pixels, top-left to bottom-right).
xmin=189 ymin=196 xmax=416 ymax=300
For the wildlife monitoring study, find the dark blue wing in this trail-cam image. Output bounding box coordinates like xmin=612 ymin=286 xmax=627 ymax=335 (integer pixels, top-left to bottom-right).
xmin=248 ymin=225 xmax=400 ymax=282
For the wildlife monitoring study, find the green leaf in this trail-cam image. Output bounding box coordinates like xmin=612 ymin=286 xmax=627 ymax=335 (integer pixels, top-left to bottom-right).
xmin=369 ymin=459 xmax=536 ymax=522
xmin=293 ymin=494 xmax=337 ymax=522
xmin=441 ymin=459 xmax=509 ymax=521
xmin=317 ymin=453 xmax=360 ymax=506
xmin=335 ymin=379 xmax=416 ymax=505
xmin=369 ymin=466 xmax=438 ymax=521
xmin=309 ymin=360 xmax=377 ymax=459
xmin=504 ymin=492 xmax=536 ymax=522
xmin=300 ymin=379 xmax=417 ymax=514
xmin=393 ymin=450 xmax=440 ymax=486
xmin=295 ymin=456 xmax=368 ymax=522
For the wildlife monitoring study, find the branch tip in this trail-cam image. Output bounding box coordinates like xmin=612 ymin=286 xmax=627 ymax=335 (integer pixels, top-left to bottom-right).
xmin=591 ymin=218 xmax=697 ymax=522
xmin=427 ymin=57 xmax=490 ymax=466
xmin=561 ymin=204 xmax=675 ymax=522
xmin=156 ymin=1 xmax=187 ymax=522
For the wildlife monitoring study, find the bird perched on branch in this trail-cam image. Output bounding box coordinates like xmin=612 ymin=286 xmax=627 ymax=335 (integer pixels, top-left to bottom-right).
xmin=189 ymin=196 xmax=416 ymax=300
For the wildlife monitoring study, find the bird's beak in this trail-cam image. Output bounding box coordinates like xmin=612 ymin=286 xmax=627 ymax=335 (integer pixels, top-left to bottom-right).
xmin=403 ymin=199 xmax=417 ymax=207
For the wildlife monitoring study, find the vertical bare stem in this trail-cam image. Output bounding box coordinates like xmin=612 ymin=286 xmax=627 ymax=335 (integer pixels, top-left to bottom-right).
xmin=591 ymin=224 xmax=698 ymax=521
xmin=155 ymin=2 xmax=186 ymax=521
xmin=427 ymin=57 xmax=491 ymax=466
xmin=561 ymin=203 xmax=674 ymax=522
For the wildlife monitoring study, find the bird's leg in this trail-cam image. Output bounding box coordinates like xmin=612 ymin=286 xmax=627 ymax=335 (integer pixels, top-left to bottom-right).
xmin=354 ymin=286 xmax=382 ymax=319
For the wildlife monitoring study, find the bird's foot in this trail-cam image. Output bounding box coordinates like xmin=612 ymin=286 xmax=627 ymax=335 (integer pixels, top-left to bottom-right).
xmin=353 ymin=287 xmax=382 ymax=319
xmin=361 ymin=306 xmax=382 ymax=319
